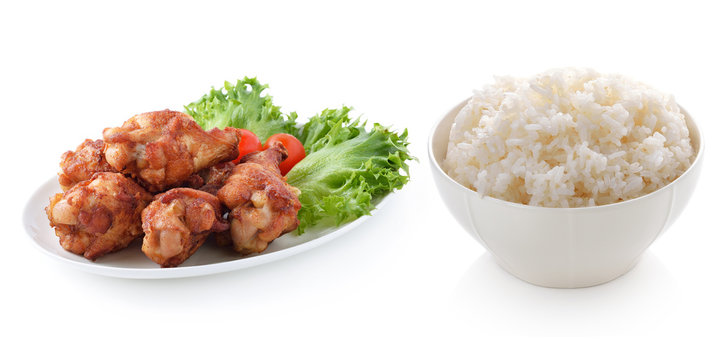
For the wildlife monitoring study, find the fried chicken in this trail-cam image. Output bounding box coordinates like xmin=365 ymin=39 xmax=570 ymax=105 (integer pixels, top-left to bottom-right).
xmin=197 ymin=161 xmax=237 ymax=195
xmin=102 ymin=110 xmax=239 ymax=192
xmin=217 ymin=142 xmax=301 ymax=254
xmin=58 ymin=139 xmax=117 ymax=191
xmin=46 ymin=172 xmax=153 ymax=261
xmin=141 ymin=188 xmax=228 ymax=267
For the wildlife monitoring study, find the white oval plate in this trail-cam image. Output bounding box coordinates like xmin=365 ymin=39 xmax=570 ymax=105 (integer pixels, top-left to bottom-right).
xmin=24 ymin=177 xmax=388 ymax=279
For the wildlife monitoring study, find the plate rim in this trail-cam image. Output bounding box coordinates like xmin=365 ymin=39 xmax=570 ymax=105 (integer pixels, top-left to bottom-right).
xmin=24 ymin=176 xmax=390 ymax=279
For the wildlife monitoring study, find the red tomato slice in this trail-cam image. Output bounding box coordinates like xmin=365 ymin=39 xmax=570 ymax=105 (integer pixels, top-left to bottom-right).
xmin=264 ymin=133 xmax=305 ymax=175
xmin=232 ymin=128 xmax=263 ymax=164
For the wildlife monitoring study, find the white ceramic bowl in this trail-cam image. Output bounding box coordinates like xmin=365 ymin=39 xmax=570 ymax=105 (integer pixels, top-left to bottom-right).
xmin=429 ymin=99 xmax=704 ymax=288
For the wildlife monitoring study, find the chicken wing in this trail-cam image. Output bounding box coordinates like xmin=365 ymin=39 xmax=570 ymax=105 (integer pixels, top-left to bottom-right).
xmin=141 ymin=188 xmax=228 ymax=267
xmin=58 ymin=139 xmax=116 ymax=191
xmin=102 ymin=110 xmax=239 ymax=192
xmin=46 ymin=172 xmax=153 ymax=260
xmin=197 ymin=161 xmax=237 ymax=195
xmin=217 ymin=142 xmax=301 ymax=254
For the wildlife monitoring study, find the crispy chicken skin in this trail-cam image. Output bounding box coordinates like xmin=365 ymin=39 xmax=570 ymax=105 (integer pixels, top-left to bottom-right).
xmin=217 ymin=142 xmax=301 ymax=254
xmin=46 ymin=172 xmax=153 ymax=261
xmin=102 ymin=110 xmax=239 ymax=192
xmin=197 ymin=161 xmax=237 ymax=195
xmin=58 ymin=139 xmax=116 ymax=191
xmin=141 ymin=188 xmax=228 ymax=267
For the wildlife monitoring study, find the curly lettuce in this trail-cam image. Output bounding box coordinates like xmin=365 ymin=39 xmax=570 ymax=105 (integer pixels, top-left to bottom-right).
xmin=287 ymin=107 xmax=412 ymax=233
xmin=184 ymin=77 xmax=297 ymax=142
xmin=187 ymin=78 xmax=413 ymax=234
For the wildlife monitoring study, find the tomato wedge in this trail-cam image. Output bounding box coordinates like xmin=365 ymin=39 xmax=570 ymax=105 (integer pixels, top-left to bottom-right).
xmin=264 ymin=133 xmax=305 ymax=175
xmin=232 ymin=128 xmax=263 ymax=164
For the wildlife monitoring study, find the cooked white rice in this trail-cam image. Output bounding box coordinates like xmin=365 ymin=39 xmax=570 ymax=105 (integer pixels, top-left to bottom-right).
xmin=443 ymin=68 xmax=694 ymax=207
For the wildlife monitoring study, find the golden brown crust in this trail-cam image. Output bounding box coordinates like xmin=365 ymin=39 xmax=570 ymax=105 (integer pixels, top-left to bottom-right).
xmin=48 ymin=111 xmax=307 ymax=265
xmin=58 ymin=139 xmax=117 ymax=191
xmin=102 ymin=110 xmax=239 ymax=193
xmin=141 ymin=188 xmax=228 ymax=267
xmin=238 ymin=141 xmax=288 ymax=170
xmin=216 ymin=143 xmax=301 ymax=254
xmin=46 ymin=172 xmax=153 ymax=261
xmin=197 ymin=161 xmax=237 ymax=195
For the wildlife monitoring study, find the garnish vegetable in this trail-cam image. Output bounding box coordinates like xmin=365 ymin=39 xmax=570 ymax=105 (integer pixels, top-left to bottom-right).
xmin=287 ymin=107 xmax=412 ymax=233
xmin=232 ymin=129 xmax=263 ymax=164
xmin=187 ymin=80 xmax=412 ymax=234
xmin=184 ymin=77 xmax=297 ymax=143
xmin=264 ymin=133 xmax=305 ymax=176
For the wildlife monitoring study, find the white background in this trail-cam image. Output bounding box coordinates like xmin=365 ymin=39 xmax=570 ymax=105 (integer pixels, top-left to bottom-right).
xmin=2 ymin=0 xmax=725 ymax=358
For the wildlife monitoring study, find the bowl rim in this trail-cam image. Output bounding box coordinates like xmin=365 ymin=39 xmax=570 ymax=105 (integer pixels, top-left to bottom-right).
xmin=428 ymin=97 xmax=705 ymax=212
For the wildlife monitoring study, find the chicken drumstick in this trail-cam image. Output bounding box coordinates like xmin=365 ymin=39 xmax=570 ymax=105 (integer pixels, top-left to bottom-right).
xmin=141 ymin=188 xmax=228 ymax=267
xmin=46 ymin=172 xmax=153 ymax=260
xmin=216 ymin=142 xmax=301 ymax=254
xmin=103 ymin=110 xmax=239 ymax=192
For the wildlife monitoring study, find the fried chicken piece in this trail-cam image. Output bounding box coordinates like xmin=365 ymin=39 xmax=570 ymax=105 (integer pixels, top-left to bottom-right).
xmin=102 ymin=110 xmax=239 ymax=192
xmin=58 ymin=139 xmax=117 ymax=191
xmin=46 ymin=172 xmax=153 ymax=261
xmin=141 ymin=188 xmax=228 ymax=267
xmin=217 ymin=142 xmax=301 ymax=254
xmin=198 ymin=161 xmax=237 ymax=195
xmin=180 ymin=173 xmax=205 ymax=189
xmin=189 ymin=161 xmax=237 ymax=248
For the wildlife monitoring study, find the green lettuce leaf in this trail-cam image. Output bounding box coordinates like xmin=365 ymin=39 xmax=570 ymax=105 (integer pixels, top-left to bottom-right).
xmin=287 ymin=107 xmax=412 ymax=233
xmin=184 ymin=77 xmax=298 ymax=142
